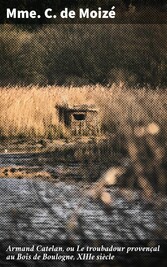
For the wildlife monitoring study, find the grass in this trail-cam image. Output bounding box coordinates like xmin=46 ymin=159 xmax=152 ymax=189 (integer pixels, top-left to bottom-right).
xmin=0 ymin=85 xmax=98 ymax=139
xmin=0 ymin=85 xmax=166 ymax=195
xmin=0 ymin=85 xmax=166 ymax=140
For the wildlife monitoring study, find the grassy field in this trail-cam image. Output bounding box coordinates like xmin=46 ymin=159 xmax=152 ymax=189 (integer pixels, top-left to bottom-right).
xmin=0 ymin=85 xmax=98 ymax=139
xmin=0 ymin=85 xmax=166 ymax=139
xmin=0 ymin=85 xmax=166 ymax=194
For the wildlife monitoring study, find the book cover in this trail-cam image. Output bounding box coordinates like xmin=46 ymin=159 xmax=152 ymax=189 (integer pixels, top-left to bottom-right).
xmin=0 ymin=1 xmax=166 ymax=266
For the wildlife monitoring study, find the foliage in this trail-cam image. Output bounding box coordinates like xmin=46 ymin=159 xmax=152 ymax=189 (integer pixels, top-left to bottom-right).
xmin=0 ymin=25 xmax=167 ymax=87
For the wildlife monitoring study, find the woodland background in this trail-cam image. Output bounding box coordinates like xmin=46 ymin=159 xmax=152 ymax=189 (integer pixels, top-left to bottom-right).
xmin=1 ymin=24 xmax=167 ymax=87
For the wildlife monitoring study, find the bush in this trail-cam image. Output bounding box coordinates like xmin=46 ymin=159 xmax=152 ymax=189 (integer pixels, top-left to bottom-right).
xmin=0 ymin=24 xmax=167 ymax=87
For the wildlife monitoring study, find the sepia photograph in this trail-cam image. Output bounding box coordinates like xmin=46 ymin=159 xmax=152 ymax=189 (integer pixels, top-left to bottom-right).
xmin=0 ymin=1 xmax=167 ymax=266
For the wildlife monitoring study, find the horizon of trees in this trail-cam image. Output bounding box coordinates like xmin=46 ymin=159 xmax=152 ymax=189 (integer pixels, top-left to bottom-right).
xmin=0 ymin=24 xmax=167 ymax=88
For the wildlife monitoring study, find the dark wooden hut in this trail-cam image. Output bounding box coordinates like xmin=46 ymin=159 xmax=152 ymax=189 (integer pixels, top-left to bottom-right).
xmin=57 ymin=104 xmax=100 ymax=135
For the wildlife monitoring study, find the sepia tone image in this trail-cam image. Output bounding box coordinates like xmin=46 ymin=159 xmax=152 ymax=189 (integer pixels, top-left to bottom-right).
xmin=0 ymin=1 xmax=167 ymax=266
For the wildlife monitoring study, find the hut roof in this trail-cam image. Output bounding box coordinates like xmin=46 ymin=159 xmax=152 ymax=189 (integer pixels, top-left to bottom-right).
xmin=57 ymin=104 xmax=98 ymax=112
